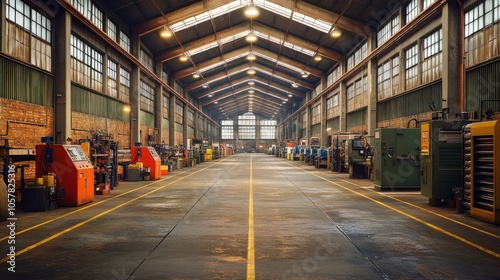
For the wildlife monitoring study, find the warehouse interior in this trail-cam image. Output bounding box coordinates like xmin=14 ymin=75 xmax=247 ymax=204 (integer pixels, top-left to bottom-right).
xmin=0 ymin=0 xmax=499 ymax=278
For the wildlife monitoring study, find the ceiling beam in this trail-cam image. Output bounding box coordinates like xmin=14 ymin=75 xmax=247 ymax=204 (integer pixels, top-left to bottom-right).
xmin=202 ymin=85 xmax=285 ymax=107
xmin=174 ymin=45 xmax=322 ymax=80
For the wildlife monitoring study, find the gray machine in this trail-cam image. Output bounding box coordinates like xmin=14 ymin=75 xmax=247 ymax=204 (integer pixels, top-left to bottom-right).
xmin=373 ymin=128 xmax=420 ymax=191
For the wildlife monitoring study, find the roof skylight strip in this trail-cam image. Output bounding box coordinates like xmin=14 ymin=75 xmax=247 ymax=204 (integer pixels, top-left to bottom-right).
xmin=170 ymin=0 xmax=249 ymax=32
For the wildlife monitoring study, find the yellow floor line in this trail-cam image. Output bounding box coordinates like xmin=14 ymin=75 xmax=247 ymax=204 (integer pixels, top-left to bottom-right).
xmin=0 ymin=160 xmax=225 ymax=263
xmin=290 ymin=164 xmax=500 ymax=258
xmin=247 ymin=156 xmax=255 ymax=280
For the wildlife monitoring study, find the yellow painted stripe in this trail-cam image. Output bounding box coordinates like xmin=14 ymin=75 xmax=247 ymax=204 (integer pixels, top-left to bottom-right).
xmin=0 ymin=160 xmax=225 ymax=263
xmin=335 ymin=177 xmax=500 ymax=239
xmin=291 ymin=165 xmax=500 ymax=258
xmin=247 ymin=156 xmax=255 ymax=280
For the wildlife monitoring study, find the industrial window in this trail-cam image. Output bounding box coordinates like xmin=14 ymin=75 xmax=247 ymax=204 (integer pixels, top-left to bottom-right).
xmin=221 ymin=123 xmax=234 ymax=139
xmin=162 ymin=71 xmax=169 ymax=84
xmin=406 ymin=0 xmax=418 ymax=23
xmin=260 ymin=120 xmax=277 ymax=140
xmin=347 ymin=43 xmax=367 ymax=71
xmin=465 ymin=0 xmax=500 ymax=37
xmin=239 ymin=126 xmax=255 ymax=140
xmin=187 ymin=110 xmax=194 ymax=126
xmin=175 ymin=103 xmax=183 ymax=124
xmin=326 ymin=94 xmax=339 ymax=119
xmin=311 ymin=104 xmax=321 ymax=125
xmin=174 ymin=82 xmax=183 ymax=94
xmin=140 ymin=81 xmax=154 ymax=113
xmin=69 ymin=0 xmax=103 ymax=30
xmin=377 ymin=16 xmax=399 ymax=46
xmin=326 ymin=67 xmax=339 ymax=87
xmin=107 ymin=60 xmax=118 ymax=99
xmin=119 ymin=67 xmax=130 ymax=103
xmin=405 ymin=44 xmax=419 ymax=89
xmin=107 ymin=19 xmax=117 ymax=42
xmin=5 ymin=0 xmax=52 ymax=71
xmin=162 ymin=95 xmax=169 ymax=118
xmin=120 ymin=31 xmax=130 ymax=52
xmin=238 ymin=113 xmax=256 ymax=125
xmin=378 ymin=60 xmax=391 ymax=100
xmin=392 ymin=56 xmax=400 ymax=95
xmin=313 ymin=84 xmax=322 ymax=97
xmin=355 ymin=78 xmax=363 ymax=96
xmin=346 ymin=84 xmax=355 ymax=112
xmin=423 ymin=0 xmax=437 ymax=9
xmin=140 ymin=49 xmax=154 ymax=72
xmin=70 ymin=35 xmax=103 ymax=92
xmin=423 ymin=29 xmax=442 ymax=58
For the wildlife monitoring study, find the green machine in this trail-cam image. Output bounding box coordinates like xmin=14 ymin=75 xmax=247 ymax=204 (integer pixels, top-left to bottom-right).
xmin=420 ymin=120 xmax=472 ymax=205
xmin=373 ymin=128 xmax=421 ymax=191
xmin=345 ymin=136 xmax=369 ymax=179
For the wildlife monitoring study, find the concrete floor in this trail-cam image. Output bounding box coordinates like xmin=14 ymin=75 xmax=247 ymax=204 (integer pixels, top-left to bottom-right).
xmin=0 ymin=153 xmax=499 ymax=279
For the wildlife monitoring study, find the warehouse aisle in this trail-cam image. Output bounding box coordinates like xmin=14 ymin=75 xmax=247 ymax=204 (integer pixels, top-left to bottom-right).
xmin=0 ymin=153 xmax=498 ymax=279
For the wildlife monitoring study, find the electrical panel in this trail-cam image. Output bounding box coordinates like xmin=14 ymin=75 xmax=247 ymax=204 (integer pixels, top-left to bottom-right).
xmin=373 ymin=128 xmax=420 ymax=191
xmin=469 ymin=121 xmax=500 ymax=224
xmin=420 ymin=120 xmax=472 ymax=204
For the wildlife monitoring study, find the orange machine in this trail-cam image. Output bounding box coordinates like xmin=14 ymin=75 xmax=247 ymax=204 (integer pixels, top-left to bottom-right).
xmin=131 ymin=146 xmax=162 ymax=180
xmin=35 ymin=144 xmax=94 ymax=207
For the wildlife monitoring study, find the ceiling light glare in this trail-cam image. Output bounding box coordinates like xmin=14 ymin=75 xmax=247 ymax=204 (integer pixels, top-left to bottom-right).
xmin=314 ymin=55 xmax=322 ymax=62
xmin=248 ymin=81 xmax=255 ymax=86
xmin=208 ymin=93 xmax=213 ymax=98
xmin=291 ymin=83 xmax=299 ymax=88
xmin=245 ymin=32 xmax=258 ymax=43
xmin=159 ymin=26 xmax=173 ymax=38
xmin=193 ymin=73 xmax=200 ymax=79
xmin=179 ymin=55 xmax=189 ymax=62
xmin=246 ymin=53 xmax=257 ymax=61
xmin=301 ymin=72 xmax=309 ymax=78
xmin=247 ymin=68 xmax=256 ymax=75
xmin=244 ymin=5 xmax=260 ymax=18
xmin=330 ymin=26 xmax=342 ymax=38
xmin=203 ymin=84 xmax=209 ymax=88
xmin=288 ymin=93 xmax=293 ymax=97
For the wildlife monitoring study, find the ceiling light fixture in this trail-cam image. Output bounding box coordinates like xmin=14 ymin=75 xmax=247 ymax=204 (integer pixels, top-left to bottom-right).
xmin=248 ymin=90 xmax=255 ymax=94
xmin=244 ymin=4 xmax=259 ymax=18
xmin=246 ymin=53 xmax=257 ymax=61
xmin=245 ymin=32 xmax=258 ymax=43
xmin=214 ymin=101 xmax=218 ymax=104
xmin=301 ymin=72 xmax=309 ymax=78
xmin=179 ymin=54 xmax=189 ymax=62
xmin=248 ymin=81 xmax=255 ymax=86
xmin=203 ymin=84 xmax=209 ymax=88
xmin=291 ymin=83 xmax=299 ymax=88
xmin=288 ymin=93 xmax=293 ymax=98
xmin=159 ymin=25 xmax=173 ymax=38
xmin=314 ymin=55 xmax=322 ymax=62
xmin=208 ymin=93 xmax=213 ymax=98
xmin=247 ymin=68 xmax=256 ymax=75
xmin=193 ymin=73 xmax=200 ymax=79
xmin=330 ymin=26 xmax=342 ymax=38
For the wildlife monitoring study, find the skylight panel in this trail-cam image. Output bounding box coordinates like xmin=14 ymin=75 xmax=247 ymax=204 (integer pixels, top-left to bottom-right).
xmin=220 ymin=31 xmax=250 ymax=45
xmin=255 ymin=0 xmax=292 ymax=18
xmin=291 ymin=12 xmax=332 ymax=33
xmin=254 ymin=30 xmax=315 ymax=56
xmin=255 ymin=53 xmax=304 ymax=74
xmin=283 ymin=42 xmax=315 ymax=56
xmin=187 ymin=41 xmax=219 ymax=56
xmin=170 ymin=0 xmax=248 ymax=32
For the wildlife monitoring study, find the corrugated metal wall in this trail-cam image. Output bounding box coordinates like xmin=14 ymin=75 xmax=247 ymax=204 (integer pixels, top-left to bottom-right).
xmin=140 ymin=111 xmax=154 ymax=127
xmin=0 ymin=56 xmax=53 ymax=106
xmin=346 ymin=109 xmax=367 ymax=128
xmin=378 ymin=82 xmax=442 ymax=121
xmin=465 ymin=59 xmax=500 ymax=114
xmin=71 ymin=84 xmax=128 ymax=122
xmin=327 ymin=117 xmax=339 ymax=131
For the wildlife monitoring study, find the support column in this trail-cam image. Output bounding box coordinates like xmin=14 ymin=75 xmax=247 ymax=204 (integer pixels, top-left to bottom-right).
xmin=367 ymin=49 xmax=378 ymax=136
xmin=0 ymin=0 xmax=6 ymax=53
xmin=54 ymin=10 xmax=71 ymax=144
xmin=183 ymin=103 xmax=188 ymax=146
xmin=154 ymin=61 xmax=163 ymax=144
xmin=320 ymin=94 xmax=327 ymax=146
xmin=442 ymin=1 xmax=462 ymax=115
xmin=130 ymin=33 xmax=141 ymax=145
xmin=339 ymin=81 xmax=347 ymax=131
xmin=169 ymin=96 xmax=176 ymax=146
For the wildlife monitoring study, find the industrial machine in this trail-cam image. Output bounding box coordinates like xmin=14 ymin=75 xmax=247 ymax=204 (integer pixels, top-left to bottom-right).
xmin=420 ymin=119 xmax=472 ymax=205
xmin=373 ymin=128 xmax=420 ymax=190
xmin=345 ymin=136 xmax=371 ymax=179
xmin=467 ymin=121 xmax=500 ymax=224
xmin=35 ymin=138 xmax=94 ymax=207
xmin=131 ymin=144 xmax=162 ymax=180
xmin=315 ymin=148 xmax=329 ymax=169
xmin=330 ymin=133 xmax=359 ymax=173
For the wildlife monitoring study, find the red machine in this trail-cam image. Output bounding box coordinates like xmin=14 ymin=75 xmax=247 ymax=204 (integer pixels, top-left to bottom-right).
xmin=131 ymin=146 xmax=162 ymax=180
xmin=35 ymin=144 xmax=94 ymax=207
